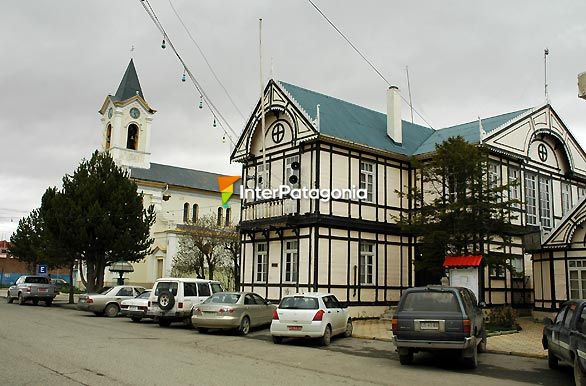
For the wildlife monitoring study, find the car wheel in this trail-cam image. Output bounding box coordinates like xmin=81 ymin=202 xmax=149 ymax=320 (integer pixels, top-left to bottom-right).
xmin=575 ymin=356 xmax=586 ymax=386
xmin=344 ymin=319 xmax=353 ymax=338
xmin=6 ymin=293 xmax=13 ymax=304
xmin=548 ymin=349 xmax=559 ymax=369
xmin=320 ymin=325 xmax=332 ymax=346
xmin=44 ymin=299 xmax=52 ymax=307
xmin=478 ymin=329 xmax=487 ymax=353
xmin=272 ymin=336 xmax=283 ymax=344
xmin=158 ymin=318 xmax=172 ymax=327
xmin=104 ymin=303 xmax=119 ymax=318
xmin=463 ymin=345 xmax=478 ymax=369
xmin=399 ymin=350 xmax=413 ymax=365
xmin=131 ymin=317 xmax=142 ymax=323
xmin=239 ymin=316 xmax=251 ymax=336
xmin=18 ymin=293 xmax=25 ymax=305
xmin=198 ymin=327 xmax=208 ymax=333
xmin=33 ymin=299 xmax=39 ymax=306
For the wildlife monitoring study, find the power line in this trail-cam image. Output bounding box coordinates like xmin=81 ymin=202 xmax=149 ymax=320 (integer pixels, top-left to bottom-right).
xmin=167 ymin=0 xmax=246 ymax=121
xmin=138 ymin=0 xmax=238 ymax=144
xmin=307 ymin=0 xmax=435 ymax=129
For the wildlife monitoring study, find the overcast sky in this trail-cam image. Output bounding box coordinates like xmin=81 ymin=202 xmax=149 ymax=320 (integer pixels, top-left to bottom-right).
xmin=2 ymin=1 xmax=586 ymax=239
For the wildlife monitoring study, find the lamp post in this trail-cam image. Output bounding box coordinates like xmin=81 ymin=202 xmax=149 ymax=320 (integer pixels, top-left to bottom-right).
xmin=108 ymin=261 xmax=134 ymax=285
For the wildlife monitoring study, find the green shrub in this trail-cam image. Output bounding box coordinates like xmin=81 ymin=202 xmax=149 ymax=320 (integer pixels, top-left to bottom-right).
xmin=487 ymin=306 xmax=518 ymax=330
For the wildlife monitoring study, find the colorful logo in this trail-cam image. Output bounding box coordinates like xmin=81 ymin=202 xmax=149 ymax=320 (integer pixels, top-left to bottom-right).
xmin=218 ymin=176 xmax=241 ymax=208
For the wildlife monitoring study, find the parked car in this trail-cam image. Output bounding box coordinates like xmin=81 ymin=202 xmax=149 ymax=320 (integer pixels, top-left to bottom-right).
xmin=148 ymin=278 xmax=224 ymax=327
xmin=77 ymin=285 xmax=145 ymax=317
xmin=391 ymin=286 xmax=486 ymax=369
xmin=192 ymin=292 xmax=275 ymax=335
xmin=7 ymin=275 xmax=56 ymax=306
xmin=51 ymin=278 xmax=68 ymax=293
xmin=542 ymin=300 xmax=586 ymax=386
xmin=121 ymin=290 xmax=151 ymax=322
xmin=270 ymin=293 xmax=352 ymax=346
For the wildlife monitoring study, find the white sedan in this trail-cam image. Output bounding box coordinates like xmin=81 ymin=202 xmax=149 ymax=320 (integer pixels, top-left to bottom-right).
xmin=270 ymin=293 xmax=353 ymax=345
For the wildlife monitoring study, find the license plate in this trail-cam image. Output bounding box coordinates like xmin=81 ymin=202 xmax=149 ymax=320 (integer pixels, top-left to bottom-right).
xmin=288 ymin=326 xmax=302 ymax=331
xmin=420 ymin=321 xmax=439 ymax=330
xmin=129 ymin=306 xmax=138 ymax=311
xmin=39 ymin=288 xmax=47 ymax=293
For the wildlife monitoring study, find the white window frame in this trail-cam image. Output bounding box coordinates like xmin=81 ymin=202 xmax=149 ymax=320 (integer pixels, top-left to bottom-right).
xmin=525 ymin=172 xmax=538 ymax=225
xmin=285 ymin=155 xmax=300 ymax=188
xmin=255 ymin=242 xmax=268 ymax=282
xmin=578 ymin=186 xmax=586 ymax=202
xmin=508 ymin=167 xmax=520 ymax=208
xmin=359 ymin=242 xmax=374 ymax=285
xmin=539 ymin=175 xmax=552 ymax=228
xmin=359 ymin=161 xmax=375 ymax=203
xmin=562 ymin=182 xmax=572 ymax=216
xmin=256 ymin=163 xmax=269 ymax=190
xmin=488 ymin=162 xmax=501 ymax=189
xmin=510 ymin=257 xmax=524 ymax=278
xmin=283 ymin=240 xmax=298 ymax=283
xmin=569 ymin=260 xmax=586 ymax=299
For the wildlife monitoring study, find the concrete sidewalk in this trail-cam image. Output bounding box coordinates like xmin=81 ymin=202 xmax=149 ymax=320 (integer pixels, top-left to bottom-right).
xmin=352 ymin=317 xmax=547 ymax=359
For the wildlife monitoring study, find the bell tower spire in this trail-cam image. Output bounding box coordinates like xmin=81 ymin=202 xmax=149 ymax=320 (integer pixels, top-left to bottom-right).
xmin=98 ymin=59 xmax=156 ymax=170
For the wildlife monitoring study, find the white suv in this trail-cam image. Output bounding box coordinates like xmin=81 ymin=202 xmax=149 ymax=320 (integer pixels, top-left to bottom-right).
xmin=270 ymin=293 xmax=353 ymax=345
xmin=148 ymin=278 xmax=224 ymax=327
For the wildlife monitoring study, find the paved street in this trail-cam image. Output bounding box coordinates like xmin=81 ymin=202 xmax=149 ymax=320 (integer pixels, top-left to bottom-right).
xmin=0 ymin=300 xmax=573 ymax=386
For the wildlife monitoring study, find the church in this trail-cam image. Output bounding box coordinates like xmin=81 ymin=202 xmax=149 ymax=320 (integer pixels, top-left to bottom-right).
xmin=231 ymin=78 xmax=586 ymax=317
xmin=96 ymin=60 xmax=241 ymax=287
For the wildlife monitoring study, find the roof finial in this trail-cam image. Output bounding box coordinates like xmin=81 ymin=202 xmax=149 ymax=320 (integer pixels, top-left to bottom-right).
xmin=130 ymin=45 xmax=135 ymax=59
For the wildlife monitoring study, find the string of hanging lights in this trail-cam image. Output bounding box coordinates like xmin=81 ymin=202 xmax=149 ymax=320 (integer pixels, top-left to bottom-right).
xmin=138 ymin=0 xmax=238 ymax=145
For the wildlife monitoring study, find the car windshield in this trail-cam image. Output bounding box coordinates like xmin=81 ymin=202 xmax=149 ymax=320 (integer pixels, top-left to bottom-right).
xmin=279 ymin=296 xmax=319 ymax=309
xmin=137 ymin=291 xmax=151 ymax=299
xmin=24 ymin=277 xmax=49 ymax=284
xmin=204 ymin=293 xmax=241 ymax=304
xmin=400 ymin=291 xmax=461 ymax=312
xmin=155 ymin=281 xmax=178 ymax=296
xmin=211 ymin=283 xmax=224 ymax=293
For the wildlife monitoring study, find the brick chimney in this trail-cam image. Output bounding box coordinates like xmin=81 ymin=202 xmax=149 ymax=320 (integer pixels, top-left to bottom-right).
xmin=387 ymin=86 xmax=402 ymax=144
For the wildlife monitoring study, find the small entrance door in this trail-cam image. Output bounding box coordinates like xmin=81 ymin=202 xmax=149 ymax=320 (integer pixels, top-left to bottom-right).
xmin=156 ymin=259 xmax=164 ymax=279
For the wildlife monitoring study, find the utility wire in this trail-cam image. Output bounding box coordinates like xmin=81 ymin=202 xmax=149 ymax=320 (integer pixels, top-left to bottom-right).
xmin=139 ymin=0 xmax=238 ymax=143
xmin=167 ymin=0 xmax=246 ymax=121
xmin=307 ymin=0 xmax=435 ymax=129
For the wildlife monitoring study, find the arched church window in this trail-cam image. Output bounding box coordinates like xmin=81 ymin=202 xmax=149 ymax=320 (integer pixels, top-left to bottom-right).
xmin=183 ymin=203 xmax=189 ymax=223
xmin=225 ymin=208 xmax=231 ymax=226
xmin=217 ymin=207 xmax=223 ymax=226
xmin=105 ymin=124 xmax=112 ymax=149
xmin=127 ymin=124 xmax=139 ymax=150
xmin=192 ymin=204 xmax=198 ymax=223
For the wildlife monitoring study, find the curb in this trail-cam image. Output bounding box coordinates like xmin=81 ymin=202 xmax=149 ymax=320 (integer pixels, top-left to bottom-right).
xmin=352 ymin=334 xmax=394 ymax=342
xmin=486 ymin=349 xmax=546 ymax=359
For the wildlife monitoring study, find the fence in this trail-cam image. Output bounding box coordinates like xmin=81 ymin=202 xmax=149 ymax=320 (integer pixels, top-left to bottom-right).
xmin=0 ymin=272 xmax=71 ymax=287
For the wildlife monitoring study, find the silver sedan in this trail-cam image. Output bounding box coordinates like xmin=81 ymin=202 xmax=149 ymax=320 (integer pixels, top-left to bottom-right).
xmin=191 ymin=292 xmax=276 ymax=335
xmin=77 ymin=285 xmax=145 ymax=317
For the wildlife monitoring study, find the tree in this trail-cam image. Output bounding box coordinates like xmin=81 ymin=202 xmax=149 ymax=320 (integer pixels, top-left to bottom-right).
xmin=398 ymin=136 xmax=519 ymax=284
xmin=173 ymin=214 xmax=239 ymax=288
xmin=40 ymin=151 xmax=156 ymax=292
xmin=9 ymin=209 xmax=47 ymax=272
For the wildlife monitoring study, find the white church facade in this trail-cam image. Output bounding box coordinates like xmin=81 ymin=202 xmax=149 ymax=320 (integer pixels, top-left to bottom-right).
xmin=231 ymin=79 xmax=586 ymax=316
xmin=97 ymin=60 xmax=240 ymax=287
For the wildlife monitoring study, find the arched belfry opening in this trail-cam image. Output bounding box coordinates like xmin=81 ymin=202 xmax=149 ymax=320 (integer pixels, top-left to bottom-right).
xmin=127 ymin=124 xmax=138 ymax=150
xmin=105 ymin=124 xmax=112 ymax=149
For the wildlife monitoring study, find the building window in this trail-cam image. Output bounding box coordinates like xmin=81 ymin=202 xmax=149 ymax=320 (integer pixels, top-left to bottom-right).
xmin=525 ymin=173 xmax=538 ymax=225
xmin=225 ymin=208 xmax=231 ymax=226
xmin=510 ymin=257 xmax=524 ymax=278
xmin=255 ymin=242 xmax=268 ymax=282
xmin=539 ymin=176 xmax=552 ymax=228
xmin=359 ymin=242 xmax=374 ymax=285
xmin=283 ymin=240 xmax=298 ymax=283
xmin=257 ymin=163 xmax=269 ymax=190
xmin=562 ymin=183 xmax=572 ymax=216
xmin=488 ymin=162 xmax=501 ymax=189
xmin=569 ymin=260 xmax=586 ymax=299
xmin=192 ymin=204 xmax=198 ymax=223
xmin=359 ymin=161 xmax=375 ymax=202
xmin=127 ymin=124 xmax=138 ymax=150
xmin=183 ymin=203 xmax=189 ymax=223
xmin=490 ymin=265 xmax=505 ymax=279
xmin=217 ymin=207 xmax=223 ymax=226
xmin=508 ymin=167 xmax=520 ymax=208
xmin=105 ymin=124 xmax=112 ymax=149
xmin=285 ymin=155 xmax=300 ymax=187
xmin=578 ymin=186 xmax=586 ymax=202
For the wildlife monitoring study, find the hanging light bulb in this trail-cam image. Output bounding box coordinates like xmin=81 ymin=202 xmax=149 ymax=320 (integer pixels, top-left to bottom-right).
xmin=222 ymin=134 xmax=226 ymax=143
xmin=198 ymin=95 xmax=203 ymax=109
xmin=181 ymin=70 xmax=186 ymax=82
xmin=213 ymin=118 xmax=217 ymax=128
xmin=161 ymin=37 xmax=166 ymax=49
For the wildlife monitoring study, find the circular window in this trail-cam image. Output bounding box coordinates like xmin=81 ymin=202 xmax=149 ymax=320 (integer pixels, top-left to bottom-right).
xmin=538 ymin=143 xmax=548 ymax=162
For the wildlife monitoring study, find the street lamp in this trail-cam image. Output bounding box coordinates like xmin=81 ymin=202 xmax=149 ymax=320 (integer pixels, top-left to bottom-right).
xmin=109 ymin=261 xmax=134 ymax=285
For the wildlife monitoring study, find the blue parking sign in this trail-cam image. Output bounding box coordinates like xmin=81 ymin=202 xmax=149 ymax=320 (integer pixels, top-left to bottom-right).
xmin=38 ymin=264 xmax=48 ymax=275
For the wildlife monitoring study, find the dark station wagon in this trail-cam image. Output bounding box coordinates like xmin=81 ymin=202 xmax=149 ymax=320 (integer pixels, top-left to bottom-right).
xmin=391 ymin=286 xmax=487 ymax=368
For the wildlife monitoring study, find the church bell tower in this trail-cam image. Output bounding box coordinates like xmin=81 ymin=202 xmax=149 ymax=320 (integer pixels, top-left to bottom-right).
xmin=98 ymin=59 xmax=156 ymax=169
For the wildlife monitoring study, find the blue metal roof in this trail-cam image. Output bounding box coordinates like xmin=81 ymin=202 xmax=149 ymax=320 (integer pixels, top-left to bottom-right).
xmin=278 ymin=81 xmax=531 ymax=156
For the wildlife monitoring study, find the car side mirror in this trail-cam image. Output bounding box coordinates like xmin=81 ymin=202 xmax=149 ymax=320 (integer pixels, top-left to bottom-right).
xmin=478 ymin=301 xmax=487 ymax=309
xmin=266 ymin=300 xmax=271 ymax=305
xmin=543 ymin=317 xmax=554 ymax=327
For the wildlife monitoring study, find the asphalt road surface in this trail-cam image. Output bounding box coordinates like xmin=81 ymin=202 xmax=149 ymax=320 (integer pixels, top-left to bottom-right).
xmin=0 ymin=299 xmax=574 ymax=386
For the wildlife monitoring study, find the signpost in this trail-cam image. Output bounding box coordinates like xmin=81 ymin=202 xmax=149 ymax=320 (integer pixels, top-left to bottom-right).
xmin=37 ymin=264 xmax=48 ymax=275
